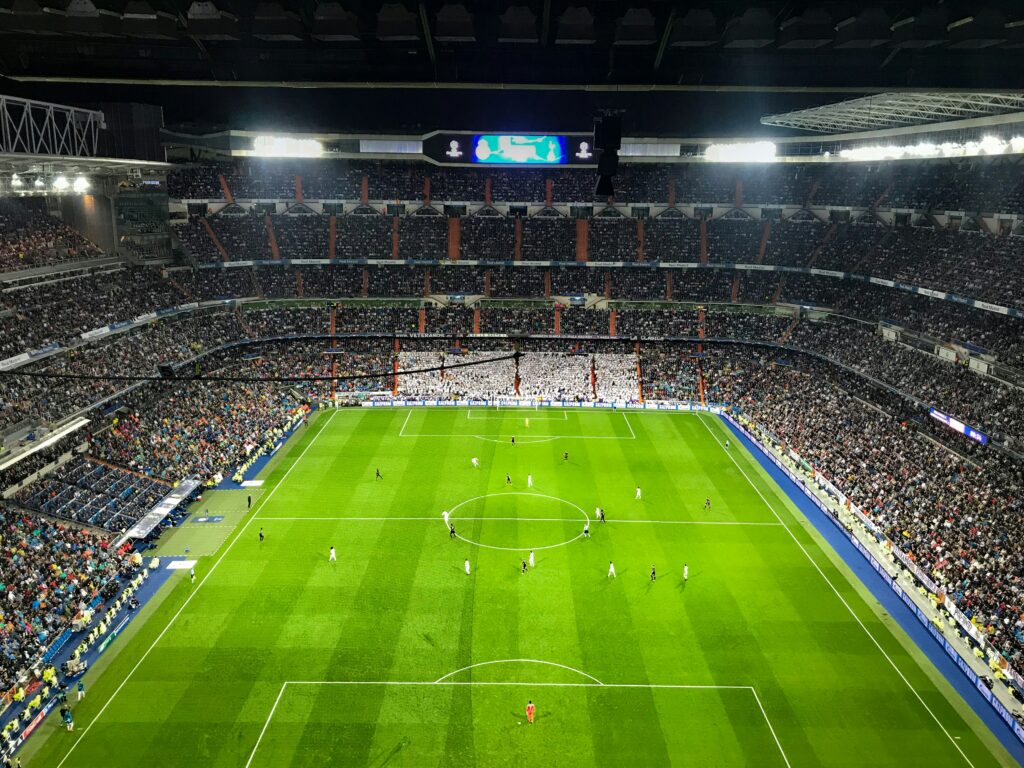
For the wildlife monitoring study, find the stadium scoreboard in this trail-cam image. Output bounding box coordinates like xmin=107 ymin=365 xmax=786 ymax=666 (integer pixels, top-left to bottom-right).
xmin=423 ymin=133 xmax=597 ymax=167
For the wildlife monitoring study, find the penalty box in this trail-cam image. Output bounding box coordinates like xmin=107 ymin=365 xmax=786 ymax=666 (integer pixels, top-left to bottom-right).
xmin=399 ymin=408 xmax=638 ymax=441
xmin=246 ymin=680 xmax=790 ymax=768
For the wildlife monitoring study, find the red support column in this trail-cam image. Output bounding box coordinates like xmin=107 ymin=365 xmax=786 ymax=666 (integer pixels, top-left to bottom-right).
xmin=360 ymin=176 xmax=369 ymax=205
xmin=553 ymin=304 xmax=561 ymax=335
xmin=666 ymin=271 xmax=673 ymax=300
xmin=545 ymin=179 xmax=553 ymax=207
xmin=473 ymin=307 xmax=481 ymax=334
xmin=668 ymin=181 xmax=676 ymax=208
xmin=575 ymin=219 xmax=588 ymax=262
xmin=391 ymin=216 xmax=400 ymax=259
xmin=484 ymin=270 xmax=492 ymax=297
xmin=484 ymin=178 xmax=492 ymax=206
xmin=423 ymin=177 xmax=431 ymax=207
xmin=544 ymin=270 xmax=551 ymax=298
xmin=514 ymin=217 xmax=523 ymax=261
xmin=637 ymin=219 xmax=645 ymax=262
xmin=295 ymin=176 xmax=303 ymax=203
xmin=328 ymin=215 xmax=337 ymax=260
xmin=448 ymin=217 xmax=460 ymax=261
xmin=609 ymin=310 xmax=616 ymax=336
xmin=418 ymin=308 xmax=426 ymax=334
xmin=424 ymin=268 xmax=431 ymax=296
xmin=361 ymin=268 xmax=369 ymax=297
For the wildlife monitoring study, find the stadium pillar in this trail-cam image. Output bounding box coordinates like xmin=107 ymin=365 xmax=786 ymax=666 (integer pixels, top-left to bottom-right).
xmin=514 ymin=217 xmax=522 ymax=260
xmin=423 ymin=177 xmax=431 ymax=207
xmin=772 ymin=277 xmax=785 ymax=304
xmin=418 ymin=308 xmax=426 ymax=334
xmin=609 ymin=309 xmax=616 ymax=336
xmin=805 ymin=180 xmax=819 ymax=208
xmin=201 ymin=218 xmax=230 ymax=263
xmin=328 ymin=215 xmax=337 ymax=259
xmin=360 ymin=176 xmax=369 ymax=205
xmin=730 ymin=274 xmax=740 ymax=303
xmin=553 ymin=304 xmax=561 ymax=335
xmin=699 ymin=220 xmax=708 ymax=264
xmin=575 ymin=219 xmax=588 ymax=262
xmin=757 ymin=221 xmax=771 ymax=264
xmin=391 ymin=216 xmax=400 ymax=259
xmin=217 ymin=174 xmax=235 ymax=204
xmin=484 ymin=270 xmax=492 ymax=296
xmin=424 ymin=268 xmax=431 ymax=296
xmin=295 ymin=270 xmax=304 ymax=298
xmin=484 ymin=178 xmax=492 ymax=206
xmin=665 ymin=271 xmax=673 ymax=300
xmin=604 ymin=271 xmax=612 ymax=298
xmin=448 ymin=217 xmax=460 ymax=260
xmin=734 ymin=179 xmax=743 ymax=208
xmin=544 ymin=270 xmax=551 ymax=298
xmin=473 ymin=307 xmax=480 ymax=334
xmin=545 ymin=179 xmax=553 ymax=207
xmin=806 ymin=223 xmax=835 ymax=268
xmin=667 ymin=181 xmax=676 ymax=208
xmin=636 ymin=219 xmax=645 ymax=262
xmin=361 ymin=268 xmax=369 ymax=297
xmin=265 ymin=213 xmax=282 ymax=260
xmin=295 ymin=176 xmax=303 ymax=203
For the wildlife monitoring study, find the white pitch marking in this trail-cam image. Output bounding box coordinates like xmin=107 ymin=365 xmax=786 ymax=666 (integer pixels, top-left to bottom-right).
xmin=442 ymin=491 xmax=590 ymax=551
xmin=55 ymin=409 xmax=339 ymax=768
xmin=257 ymin=516 xmax=782 ymax=526
xmin=698 ymin=414 xmax=975 ymax=768
xmin=244 ymin=682 xmax=288 ymax=768
xmin=433 ymin=659 xmax=604 ymax=685
xmin=623 ymin=411 xmax=636 ymax=439
xmin=750 ymin=686 xmax=793 ymax=768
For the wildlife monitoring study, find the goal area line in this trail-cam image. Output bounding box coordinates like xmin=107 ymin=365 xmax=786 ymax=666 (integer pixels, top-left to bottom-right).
xmin=245 ymin=679 xmax=791 ymax=768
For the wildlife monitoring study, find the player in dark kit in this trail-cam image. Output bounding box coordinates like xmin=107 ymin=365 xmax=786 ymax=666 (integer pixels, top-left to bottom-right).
xmin=375 ymin=468 xmax=382 ymax=480
xmin=259 ymin=528 xmax=264 ymax=543
xmin=449 ymin=524 xmax=457 ymax=539
xmin=511 ymin=436 xmax=516 ymax=446
xmin=506 ymin=473 xmax=512 ymax=485
xmin=704 ymin=497 xmax=711 ymax=510
xmin=650 ymin=565 xmax=656 ymax=581
xmin=563 ymin=451 xmax=569 ymax=462
xmin=521 ymin=559 xmax=528 ymax=574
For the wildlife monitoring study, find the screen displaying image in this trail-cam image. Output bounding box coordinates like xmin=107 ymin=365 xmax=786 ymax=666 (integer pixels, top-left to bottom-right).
xmin=471 ymin=135 xmax=567 ymax=165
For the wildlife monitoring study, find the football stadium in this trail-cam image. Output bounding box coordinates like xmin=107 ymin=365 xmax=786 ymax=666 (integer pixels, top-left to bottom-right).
xmin=0 ymin=4 xmax=1024 ymax=766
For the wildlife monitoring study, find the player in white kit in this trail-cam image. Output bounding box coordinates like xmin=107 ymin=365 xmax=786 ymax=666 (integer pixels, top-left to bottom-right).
xmin=608 ymin=561 xmax=616 ymax=578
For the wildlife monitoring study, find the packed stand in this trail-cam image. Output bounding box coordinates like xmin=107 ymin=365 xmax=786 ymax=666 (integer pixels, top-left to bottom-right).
xmin=0 ymin=200 xmax=103 ymax=272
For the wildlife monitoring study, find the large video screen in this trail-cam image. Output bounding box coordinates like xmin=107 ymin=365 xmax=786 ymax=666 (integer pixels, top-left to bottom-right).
xmin=471 ymin=135 xmax=567 ymax=165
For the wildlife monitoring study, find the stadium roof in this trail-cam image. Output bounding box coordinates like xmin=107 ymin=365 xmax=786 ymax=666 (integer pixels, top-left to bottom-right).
xmin=761 ymin=93 xmax=1024 ymax=134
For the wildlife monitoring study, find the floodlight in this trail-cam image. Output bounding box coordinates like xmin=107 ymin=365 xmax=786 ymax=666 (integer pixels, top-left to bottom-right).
xmin=10 ymin=174 xmax=22 ymax=188
xmin=34 ymin=178 xmax=45 ymax=189
xmin=53 ymin=175 xmax=70 ymax=192
xmin=705 ymin=141 xmax=777 ymax=163
xmin=73 ymin=176 xmax=90 ymax=193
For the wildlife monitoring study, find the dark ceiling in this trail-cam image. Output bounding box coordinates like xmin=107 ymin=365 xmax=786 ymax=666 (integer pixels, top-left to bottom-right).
xmin=3 ymin=1 xmax=1024 ymax=89
xmin=2 ymin=2 xmax=1023 ymax=135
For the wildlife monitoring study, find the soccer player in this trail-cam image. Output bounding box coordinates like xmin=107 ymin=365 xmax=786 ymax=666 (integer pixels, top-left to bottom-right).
xmin=527 ymin=474 xmax=533 ymax=488
xmin=583 ymin=522 xmax=590 ymax=538
xmin=563 ymin=451 xmax=569 ymax=462
xmin=526 ymin=700 xmax=535 ymax=724
xmin=471 ymin=457 xmax=479 ymax=468
xmin=683 ymin=563 xmax=689 ymax=581
xmin=259 ymin=527 xmax=265 ymax=543
xmin=449 ymin=524 xmax=457 ymax=539
xmin=329 ymin=546 xmax=337 ymax=562
xmin=506 ymin=473 xmax=512 ymax=485
xmin=528 ymin=550 xmax=535 ymax=568
xmin=247 ymin=494 xmax=252 ymax=509
xmin=521 ymin=559 xmax=528 ymax=574
xmin=511 ymin=436 xmax=516 ymax=446
xmin=704 ymin=497 xmax=712 ymax=510
xmin=607 ymin=561 xmax=616 ymax=578
xmin=650 ymin=565 xmax=656 ymax=582
xmin=375 ymin=468 xmax=382 ymax=480
xmin=465 ymin=559 xmax=471 ymax=575
xmin=443 ymin=510 xmax=450 ymax=527
xmin=725 ymin=438 xmax=730 ymax=449
xmin=635 ymin=486 xmax=642 ymax=500
xmin=76 ymin=680 xmax=85 ymax=701
xmin=190 ymin=567 xmax=195 ymax=584
xmin=525 ymin=418 xmax=530 ymax=428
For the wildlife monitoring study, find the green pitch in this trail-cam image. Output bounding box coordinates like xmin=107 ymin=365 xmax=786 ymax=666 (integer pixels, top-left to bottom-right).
xmin=28 ymin=408 xmax=1015 ymax=767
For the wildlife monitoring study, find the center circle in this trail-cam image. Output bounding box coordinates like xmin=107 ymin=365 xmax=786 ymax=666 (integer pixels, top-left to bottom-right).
xmin=447 ymin=492 xmax=590 ymax=551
